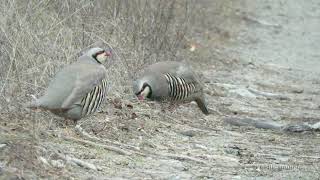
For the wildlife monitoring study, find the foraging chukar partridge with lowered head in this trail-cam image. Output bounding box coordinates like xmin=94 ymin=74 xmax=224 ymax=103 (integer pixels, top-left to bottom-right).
xmin=133 ymin=61 xmax=209 ymax=115
xmin=27 ymin=47 xmax=112 ymax=121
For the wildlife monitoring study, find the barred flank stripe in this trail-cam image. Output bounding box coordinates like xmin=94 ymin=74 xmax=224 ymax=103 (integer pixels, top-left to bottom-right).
xmin=164 ymin=73 xmax=195 ymax=101
xmin=81 ymin=79 xmax=108 ymax=116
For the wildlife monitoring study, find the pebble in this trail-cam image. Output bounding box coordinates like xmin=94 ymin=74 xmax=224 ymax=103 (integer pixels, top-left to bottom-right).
xmin=0 ymin=144 xmax=7 ymax=149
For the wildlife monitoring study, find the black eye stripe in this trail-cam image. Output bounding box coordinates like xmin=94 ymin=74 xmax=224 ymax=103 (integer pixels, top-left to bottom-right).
xmin=136 ymin=83 xmax=149 ymax=95
xmin=92 ymin=50 xmax=106 ymax=64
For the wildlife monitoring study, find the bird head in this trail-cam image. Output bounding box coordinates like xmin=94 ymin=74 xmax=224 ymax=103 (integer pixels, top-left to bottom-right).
xmin=133 ymin=78 xmax=153 ymax=100
xmin=86 ymin=47 xmax=112 ymax=63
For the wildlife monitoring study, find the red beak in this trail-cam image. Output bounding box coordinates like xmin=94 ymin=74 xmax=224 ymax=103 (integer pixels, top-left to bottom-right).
xmin=137 ymin=95 xmax=144 ymax=100
xmin=105 ymin=50 xmax=112 ymax=57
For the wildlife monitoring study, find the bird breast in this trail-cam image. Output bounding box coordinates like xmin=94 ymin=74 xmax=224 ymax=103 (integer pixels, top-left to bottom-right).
xmin=80 ymin=79 xmax=108 ymax=116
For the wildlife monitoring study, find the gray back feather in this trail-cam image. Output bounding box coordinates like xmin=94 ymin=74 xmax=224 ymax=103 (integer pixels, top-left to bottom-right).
xmin=144 ymin=61 xmax=203 ymax=91
xmin=37 ymin=55 xmax=107 ymax=109
xmin=144 ymin=61 xmax=200 ymax=83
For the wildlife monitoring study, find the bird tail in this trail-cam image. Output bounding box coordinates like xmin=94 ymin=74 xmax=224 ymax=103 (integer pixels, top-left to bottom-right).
xmin=195 ymin=97 xmax=209 ymax=115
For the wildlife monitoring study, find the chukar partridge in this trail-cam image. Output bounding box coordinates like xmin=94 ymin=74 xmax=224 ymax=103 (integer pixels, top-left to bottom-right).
xmin=133 ymin=61 xmax=209 ymax=115
xmin=27 ymin=47 xmax=111 ymax=121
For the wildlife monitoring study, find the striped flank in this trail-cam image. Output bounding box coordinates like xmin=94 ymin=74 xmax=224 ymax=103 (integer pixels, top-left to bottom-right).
xmin=81 ymin=79 xmax=108 ymax=116
xmin=164 ymin=73 xmax=196 ymax=101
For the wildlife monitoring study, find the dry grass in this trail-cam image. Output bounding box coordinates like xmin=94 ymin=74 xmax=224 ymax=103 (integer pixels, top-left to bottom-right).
xmin=0 ymin=0 xmax=194 ymax=113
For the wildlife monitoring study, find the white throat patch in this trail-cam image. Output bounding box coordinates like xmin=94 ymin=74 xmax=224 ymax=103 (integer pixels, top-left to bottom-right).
xmin=141 ymin=86 xmax=151 ymax=98
xmin=96 ymin=53 xmax=107 ymax=63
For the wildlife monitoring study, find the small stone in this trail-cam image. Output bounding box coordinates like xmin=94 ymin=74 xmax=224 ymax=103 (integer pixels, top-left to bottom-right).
xmin=291 ymin=88 xmax=304 ymax=94
xmin=180 ymin=130 xmax=197 ymax=137
xmin=131 ymin=112 xmax=138 ymax=119
xmin=50 ymin=159 xmax=65 ymax=168
xmin=0 ymin=144 xmax=7 ymax=149
xmin=194 ymin=144 xmax=208 ymax=150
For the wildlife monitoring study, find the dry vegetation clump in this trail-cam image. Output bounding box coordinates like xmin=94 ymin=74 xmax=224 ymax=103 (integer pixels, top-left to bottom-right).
xmin=0 ymin=0 xmax=193 ymax=112
xmin=0 ymin=0 xmax=197 ymax=120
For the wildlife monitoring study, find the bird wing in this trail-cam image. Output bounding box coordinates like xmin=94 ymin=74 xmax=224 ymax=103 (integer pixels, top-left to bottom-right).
xmin=145 ymin=61 xmax=197 ymax=82
xmin=174 ymin=63 xmax=198 ymax=82
xmin=61 ymin=64 xmax=107 ymax=108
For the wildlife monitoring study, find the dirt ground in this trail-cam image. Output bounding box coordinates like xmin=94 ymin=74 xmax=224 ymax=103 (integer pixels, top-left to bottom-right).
xmin=1 ymin=0 xmax=320 ymax=179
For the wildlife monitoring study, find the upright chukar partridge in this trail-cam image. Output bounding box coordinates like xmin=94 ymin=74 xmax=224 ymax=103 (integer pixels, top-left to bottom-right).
xmin=133 ymin=61 xmax=209 ymax=115
xmin=27 ymin=47 xmax=112 ymax=121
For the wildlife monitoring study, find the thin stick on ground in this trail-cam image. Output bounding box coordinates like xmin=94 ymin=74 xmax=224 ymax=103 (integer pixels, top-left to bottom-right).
xmin=62 ymin=135 xmax=133 ymax=156
xmin=55 ymin=151 xmax=101 ymax=171
xmin=161 ymin=153 xmax=208 ymax=165
xmin=146 ymin=151 xmax=209 ymax=165
xmin=75 ymin=124 xmax=141 ymax=151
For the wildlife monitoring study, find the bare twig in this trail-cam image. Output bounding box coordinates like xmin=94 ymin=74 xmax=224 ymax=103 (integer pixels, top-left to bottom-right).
xmin=56 ymin=151 xmax=101 ymax=171
xmin=161 ymin=153 xmax=207 ymax=164
xmin=295 ymin=155 xmax=320 ymax=159
xmin=148 ymin=151 xmax=208 ymax=165
xmin=223 ymin=117 xmax=283 ymax=130
xmin=248 ymin=88 xmax=290 ymax=100
xmin=75 ymin=124 xmax=103 ymax=142
xmin=62 ymin=135 xmax=132 ymax=156
xmin=75 ymin=124 xmax=141 ymax=152
xmin=46 ymin=2 xmax=92 ymax=33
xmin=242 ymin=15 xmax=281 ymax=27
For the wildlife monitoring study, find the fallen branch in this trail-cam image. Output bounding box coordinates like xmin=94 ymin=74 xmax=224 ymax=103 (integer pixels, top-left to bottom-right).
xmin=224 ymin=116 xmax=320 ymax=133
xmin=152 ymin=152 xmax=208 ymax=165
xmin=75 ymin=124 xmax=141 ymax=151
xmin=296 ymin=155 xmax=320 ymax=159
xmin=212 ymin=83 xmax=290 ymax=100
xmin=62 ymin=135 xmax=132 ymax=156
xmin=242 ymin=15 xmax=281 ymax=27
xmin=56 ymin=152 xmax=101 ymax=171
xmin=248 ymin=88 xmax=290 ymax=100
xmin=75 ymin=124 xmax=102 ymax=142
xmin=281 ymin=123 xmax=312 ymax=132
xmin=223 ymin=117 xmax=283 ymax=130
